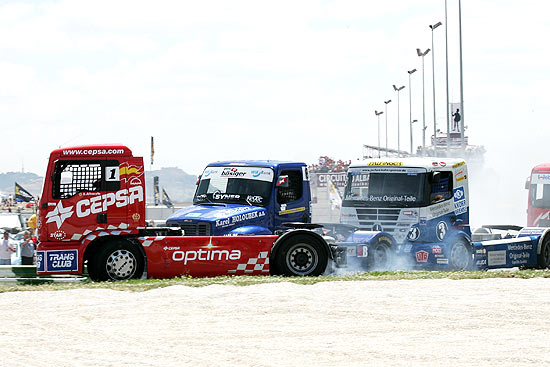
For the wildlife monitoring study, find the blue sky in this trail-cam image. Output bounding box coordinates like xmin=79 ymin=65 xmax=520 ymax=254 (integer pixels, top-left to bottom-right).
xmin=0 ymin=0 xmax=548 ymax=224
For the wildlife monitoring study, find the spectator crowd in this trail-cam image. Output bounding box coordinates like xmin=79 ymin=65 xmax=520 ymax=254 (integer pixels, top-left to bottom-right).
xmin=308 ymin=156 xmax=351 ymax=173
xmin=0 ymin=213 xmax=38 ymax=266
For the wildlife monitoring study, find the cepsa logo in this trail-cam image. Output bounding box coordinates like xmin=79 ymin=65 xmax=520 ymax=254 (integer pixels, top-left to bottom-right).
xmin=45 ymin=186 xmax=144 ymax=229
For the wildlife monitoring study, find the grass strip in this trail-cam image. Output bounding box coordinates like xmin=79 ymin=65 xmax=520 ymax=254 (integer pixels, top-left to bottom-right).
xmin=1 ymin=269 xmax=550 ymax=293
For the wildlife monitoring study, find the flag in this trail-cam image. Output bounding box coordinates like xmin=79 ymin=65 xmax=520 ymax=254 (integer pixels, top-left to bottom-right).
xmin=15 ymin=182 xmax=33 ymax=202
xmin=328 ymin=180 xmax=342 ymax=210
xmin=153 ymin=176 xmax=160 ymax=206
xmin=162 ymin=188 xmax=174 ymax=208
xmin=150 ymin=136 xmax=155 ymax=165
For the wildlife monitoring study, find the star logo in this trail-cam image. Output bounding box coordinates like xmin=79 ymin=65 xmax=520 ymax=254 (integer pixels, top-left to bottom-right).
xmin=45 ymin=201 xmax=75 ymax=229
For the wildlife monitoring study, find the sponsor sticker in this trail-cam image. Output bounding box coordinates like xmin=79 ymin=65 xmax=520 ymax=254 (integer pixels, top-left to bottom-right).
xmin=215 ymin=210 xmax=266 ymax=227
xmin=452 ymin=161 xmax=466 ymax=169
xmin=519 ymin=227 xmax=547 ymax=236
xmin=45 ymin=186 xmax=144 ymax=229
xmin=532 ymin=174 xmax=550 ymax=184
xmin=453 ymin=187 xmax=467 ymax=215
xmin=488 ymin=250 xmax=507 ymax=266
xmin=432 ymin=246 xmax=442 ymax=254
xmin=204 ymin=166 xmax=274 ymax=182
xmin=367 ymin=162 xmax=403 ymax=166
xmin=36 ymin=251 xmax=45 ymax=272
xmin=357 ymin=245 xmax=368 ymax=258
xmin=279 ymin=206 xmax=306 ymax=215
xmin=246 ymin=195 xmax=263 ymax=204
xmin=416 ymin=250 xmax=429 ymax=263
xmin=39 ymin=250 xmax=78 ymax=272
xmin=171 ymin=249 xmax=241 ymax=264
xmin=346 ymin=246 xmax=357 ymax=257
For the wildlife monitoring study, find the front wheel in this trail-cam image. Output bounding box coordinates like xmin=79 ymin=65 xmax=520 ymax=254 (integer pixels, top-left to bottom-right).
xmin=274 ymin=235 xmax=328 ymax=276
xmin=88 ymin=240 xmax=144 ymax=281
xmin=448 ymin=240 xmax=473 ymax=270
xmin=366 ymin=241 xmax=393 ymax=271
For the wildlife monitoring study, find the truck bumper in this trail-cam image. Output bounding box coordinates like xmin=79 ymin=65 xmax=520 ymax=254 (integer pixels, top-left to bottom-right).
xmin=36 ymin=242 xmax=85 ymax=275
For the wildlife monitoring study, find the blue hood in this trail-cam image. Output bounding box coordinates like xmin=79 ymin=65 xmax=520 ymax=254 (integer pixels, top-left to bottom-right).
xmin=166 ymin=203 xmax=268 ymax=233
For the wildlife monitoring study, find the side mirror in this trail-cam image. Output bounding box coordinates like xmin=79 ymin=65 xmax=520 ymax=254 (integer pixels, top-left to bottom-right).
xmin=196 ymin=175 xmax=201 ymax=185
xmin=276 ymin=175 xmax=289 ymax=188
xmin=525 ymin=177 xmax=530 ymax=190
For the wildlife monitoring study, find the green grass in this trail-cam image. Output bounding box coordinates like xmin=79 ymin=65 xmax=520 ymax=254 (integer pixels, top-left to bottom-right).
xmin=2 ymin=269 xmax=550 ymax=293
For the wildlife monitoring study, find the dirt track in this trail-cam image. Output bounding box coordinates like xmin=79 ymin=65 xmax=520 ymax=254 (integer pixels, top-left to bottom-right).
xmin=1 ymin=278 xmax=549 ymax=366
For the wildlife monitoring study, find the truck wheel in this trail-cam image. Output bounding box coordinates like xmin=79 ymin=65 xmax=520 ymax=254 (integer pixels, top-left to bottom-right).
xmin=275 ymin=235 xmax=328 ymax=276
xmin=366 ymin=241 xmax=393 ymax=271
xmin=89 ymin=240 xmax=144 ymax=281
xmin=449 ymin=240 xmax=473 ymax=270
xmin=537 ymin=236 xmax=550 ymax=269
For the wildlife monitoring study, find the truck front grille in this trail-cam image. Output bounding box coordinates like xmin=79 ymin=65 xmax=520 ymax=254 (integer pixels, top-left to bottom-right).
xmin=168 ymin=222 xmax=211 ymax=236
xmin=355 ymin=208 xmax=408 ymax=234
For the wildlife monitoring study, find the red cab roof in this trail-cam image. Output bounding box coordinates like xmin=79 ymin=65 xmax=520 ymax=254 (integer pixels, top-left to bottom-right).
xmin=532 ymin=163 xmax=550 ymax=173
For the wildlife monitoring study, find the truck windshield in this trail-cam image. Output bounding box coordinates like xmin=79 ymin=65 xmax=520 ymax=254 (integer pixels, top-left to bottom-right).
xmin=194 ymin=166 xmax=274 ymax=207
xmin=343 ymin=168 xmax=428 ymax=208
xmin=530 ymin=173 xmax=550 ymax=208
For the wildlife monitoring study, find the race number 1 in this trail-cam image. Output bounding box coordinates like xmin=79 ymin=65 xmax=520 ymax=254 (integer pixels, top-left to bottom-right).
xmin=105 ymin=166 xmax=120 ymax=181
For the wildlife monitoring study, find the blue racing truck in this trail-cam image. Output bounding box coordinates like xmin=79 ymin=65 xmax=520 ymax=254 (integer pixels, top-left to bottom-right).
xmin=166 ymin=161 xmax=312 ymax=236
xmin=337 ymin=158 xmax=550 ymax=271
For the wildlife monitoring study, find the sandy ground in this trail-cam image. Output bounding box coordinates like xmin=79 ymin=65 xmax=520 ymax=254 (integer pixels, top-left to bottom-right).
xmin=1 ymin=278 xmax=550 ymax=366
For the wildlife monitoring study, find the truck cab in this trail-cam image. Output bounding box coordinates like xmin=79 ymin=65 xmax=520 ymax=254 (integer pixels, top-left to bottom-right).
xmin=166 ymin=161 xmax=312 ymax=236
xmin=38 ymin=145 xmax=146 ymax=244
xmin=526 ymin=164 xmax=550 ymax=227
xmin=340 ymin=158 xmax=471 ymax=268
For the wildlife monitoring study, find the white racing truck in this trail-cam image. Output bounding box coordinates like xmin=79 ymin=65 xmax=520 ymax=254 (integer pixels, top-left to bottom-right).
xmin=337 ymin=158 xmax=550 ymax=270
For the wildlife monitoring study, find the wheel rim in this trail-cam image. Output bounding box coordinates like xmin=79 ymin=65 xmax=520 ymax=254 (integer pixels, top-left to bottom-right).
xmin=450 ymin=242 xmax=470 ymax=270
xmin=286 ymin=243 xmax=318 ymax=275
xmin=106 ymin=249 xmax=137 ymax=280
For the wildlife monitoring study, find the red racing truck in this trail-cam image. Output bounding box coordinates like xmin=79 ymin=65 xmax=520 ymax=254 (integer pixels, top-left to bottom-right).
xmin=526 ymin=164 xmax=550 ymax=227
xmin=36 ymin=145 xmax=350 ymax=280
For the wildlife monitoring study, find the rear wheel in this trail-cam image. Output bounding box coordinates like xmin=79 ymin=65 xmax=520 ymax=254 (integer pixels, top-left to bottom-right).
xmin=274 ymin=235 xmax=328 ymax=276
xmin=537 ymin=236 xmax=550 ymax=269
xmin=88 ymin=240 xmax=144 ymax=281
xmin=449 ymin=240 xmax=473 ymax=270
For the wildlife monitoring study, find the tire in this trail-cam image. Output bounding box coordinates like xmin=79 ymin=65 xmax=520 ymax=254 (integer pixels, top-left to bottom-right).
xmin=86 ymin=259 xmax=99 ymax=281
xmin=274 ymin=234 xmax=328 ymax=276
xmin=537 ymin=236 xmax=550 ymax=269
xmin=448 ymin=240 xmax=473 ymax=270
xmin=88 ymin=240 xmax=144 ymax=281
xmin=366 ymin=241 xmax=393 ymax=271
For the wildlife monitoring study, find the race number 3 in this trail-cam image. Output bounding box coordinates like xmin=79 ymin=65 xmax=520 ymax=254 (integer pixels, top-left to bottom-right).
xmin=105 ymin=166 xmax=120 ymax=181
